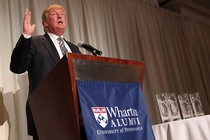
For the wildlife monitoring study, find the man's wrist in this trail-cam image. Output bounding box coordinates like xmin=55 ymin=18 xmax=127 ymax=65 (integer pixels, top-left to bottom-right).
xmin=22 ymin=33 xmax=32 ymax=39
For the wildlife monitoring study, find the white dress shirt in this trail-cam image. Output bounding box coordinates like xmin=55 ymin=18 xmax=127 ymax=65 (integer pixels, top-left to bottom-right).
xmin=47 ymin=32 xmax=72 ymax=58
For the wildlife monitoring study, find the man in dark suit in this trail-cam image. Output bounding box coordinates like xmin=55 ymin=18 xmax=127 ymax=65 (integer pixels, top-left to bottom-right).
xmin=10 ymin=4 xmax=81 ymax=140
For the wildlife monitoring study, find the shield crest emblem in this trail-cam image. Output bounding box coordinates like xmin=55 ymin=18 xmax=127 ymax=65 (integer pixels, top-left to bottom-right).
xmin=92 ymin=107 xmax=108 ymax=128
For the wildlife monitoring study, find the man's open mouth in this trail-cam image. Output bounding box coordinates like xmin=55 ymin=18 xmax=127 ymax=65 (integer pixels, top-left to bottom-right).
xmin=58 ymin=21 xmax=63 ymax=24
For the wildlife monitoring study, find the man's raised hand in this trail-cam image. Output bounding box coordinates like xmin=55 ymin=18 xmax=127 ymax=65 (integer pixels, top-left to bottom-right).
xmin=23 ymin=8 xmax=36 ymax=35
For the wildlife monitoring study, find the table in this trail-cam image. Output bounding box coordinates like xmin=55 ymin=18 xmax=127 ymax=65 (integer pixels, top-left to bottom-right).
xmin=152 ymin=115 xmax=210 ymax=140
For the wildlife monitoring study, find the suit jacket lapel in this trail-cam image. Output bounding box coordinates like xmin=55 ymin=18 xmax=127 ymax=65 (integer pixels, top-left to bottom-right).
xmin=43 ymin=33 xmax=60 ymax=63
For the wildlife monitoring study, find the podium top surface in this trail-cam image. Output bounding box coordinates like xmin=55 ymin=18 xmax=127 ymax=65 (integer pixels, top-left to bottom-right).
xmin=66 ymin=53 xmax=144 ymax=84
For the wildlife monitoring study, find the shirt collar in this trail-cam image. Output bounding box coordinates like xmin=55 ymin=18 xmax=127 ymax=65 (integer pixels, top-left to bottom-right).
xmin=47 ymin=32 xmax=64 ymax=42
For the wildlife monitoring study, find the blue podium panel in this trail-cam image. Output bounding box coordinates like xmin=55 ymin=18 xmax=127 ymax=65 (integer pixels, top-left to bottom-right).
xmin=76 ymin=80 xmax=155 ymax=140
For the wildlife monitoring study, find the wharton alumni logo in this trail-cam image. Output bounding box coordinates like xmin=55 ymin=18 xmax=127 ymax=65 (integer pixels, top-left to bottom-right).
xmin=92 ymin=106 xmax=142 ymax=129
xmin=92 ymin=107 xmax=108 ymax=128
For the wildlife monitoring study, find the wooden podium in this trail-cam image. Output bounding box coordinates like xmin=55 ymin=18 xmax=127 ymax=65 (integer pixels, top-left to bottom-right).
xmin=29 ymin=53 xmax=144 ymax=140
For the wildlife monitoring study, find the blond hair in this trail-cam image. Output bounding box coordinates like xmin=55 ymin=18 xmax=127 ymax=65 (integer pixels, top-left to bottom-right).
xmin=42 ymin=4 xmax=65 ymax=24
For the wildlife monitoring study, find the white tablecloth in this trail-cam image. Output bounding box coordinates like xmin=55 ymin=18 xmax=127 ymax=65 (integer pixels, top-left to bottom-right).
xmin=152 ymin=115 xmax=210 ymax=140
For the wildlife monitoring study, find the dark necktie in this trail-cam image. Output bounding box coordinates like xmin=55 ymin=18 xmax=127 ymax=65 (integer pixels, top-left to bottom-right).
xmin=57 ymin=37 xmax=68 ymax=56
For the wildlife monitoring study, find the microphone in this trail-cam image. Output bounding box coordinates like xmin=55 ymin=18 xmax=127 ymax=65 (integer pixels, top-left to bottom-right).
xmin=78 ymin=41 xmax=102 ymax=56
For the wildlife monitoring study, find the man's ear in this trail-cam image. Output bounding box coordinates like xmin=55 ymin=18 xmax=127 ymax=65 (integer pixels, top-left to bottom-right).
xmin=43 ymin=22 xmax=48 ymax=28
